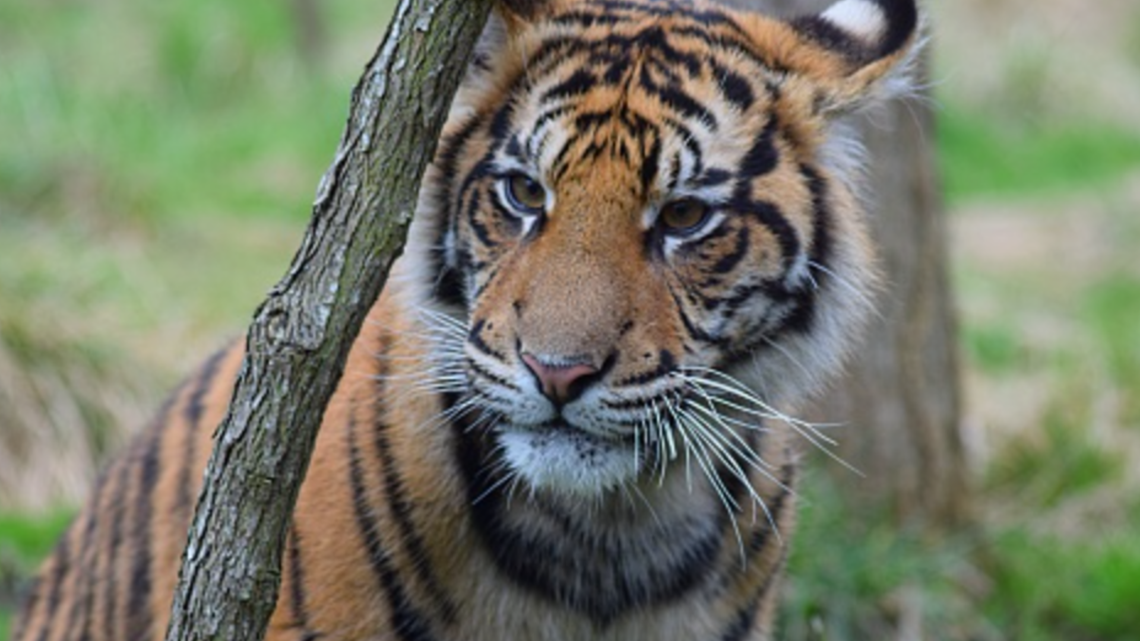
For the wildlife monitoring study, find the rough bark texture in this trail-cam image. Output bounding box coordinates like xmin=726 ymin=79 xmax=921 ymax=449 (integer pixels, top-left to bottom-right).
xmin=723 ymin=0 xmax=967 ymax=526
xmin=162 ymin=1 xmax=493 ymax=639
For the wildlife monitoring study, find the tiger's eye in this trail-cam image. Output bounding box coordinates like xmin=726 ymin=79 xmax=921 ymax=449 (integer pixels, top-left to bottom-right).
xmin=659 ymin=198 xmax=710 ymax=234
xmin=504 ymin=174 xmax=546 ymax=214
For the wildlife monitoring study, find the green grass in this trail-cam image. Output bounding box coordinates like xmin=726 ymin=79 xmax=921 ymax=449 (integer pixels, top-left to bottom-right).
xmin=1085 ymin=275 xmax=1140 ymax=424
xmin=0 ymin=510 xmax=75 ymax=638
xmin=0 ymin=510 xmax=74 ymax=570
xmin=938 ymin=105 xmax=1140 ymax=203
xmin=983 ymin=522 xmax=1140 ymax=640
xmin=0 ymin=0 xmax=372 ymax=229
xmin=986 ymin=398 xmax=1125 ymax=507
xmin=780 ymin=473 xmax=981 ymax=640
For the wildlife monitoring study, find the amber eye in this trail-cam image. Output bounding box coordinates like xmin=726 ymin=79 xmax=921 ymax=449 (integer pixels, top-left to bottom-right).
xmin=502 ymin=173 xmax=547 ymax=215
xmin=658 ymin=198 xmax=711 ymax=235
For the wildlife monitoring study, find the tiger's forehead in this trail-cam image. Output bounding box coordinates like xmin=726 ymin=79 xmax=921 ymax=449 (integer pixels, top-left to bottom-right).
xmin=500 ymin=1 xmax=785 ymax=200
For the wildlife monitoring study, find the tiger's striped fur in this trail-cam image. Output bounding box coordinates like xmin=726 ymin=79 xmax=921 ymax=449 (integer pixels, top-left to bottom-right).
xmin=14 ymin=0 xmax=919 ymax=639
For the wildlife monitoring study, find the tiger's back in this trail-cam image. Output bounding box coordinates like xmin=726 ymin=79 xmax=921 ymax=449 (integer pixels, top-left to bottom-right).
xmin=15 ymin=0 xmax=919 ymax=639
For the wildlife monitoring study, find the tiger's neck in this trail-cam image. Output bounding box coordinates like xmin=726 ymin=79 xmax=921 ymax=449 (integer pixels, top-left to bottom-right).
xmin=364 ymin=297 xmax=797 ymax=637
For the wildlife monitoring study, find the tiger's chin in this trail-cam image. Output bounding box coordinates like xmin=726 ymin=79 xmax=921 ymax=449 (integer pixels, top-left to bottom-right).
xmin=496 ymin=422 xmax=641 ymax=498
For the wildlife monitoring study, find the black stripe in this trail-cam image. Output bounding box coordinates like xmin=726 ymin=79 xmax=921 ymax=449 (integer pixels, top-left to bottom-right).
xmin=466 ymin=358 xmax=520 ymax=393
xmin=791 ymin=0 xmax=916 ymax=62
xmin=102 ymin=461 xmax=130 ymax=640
xmin=770 ymin=165 xmax=833 ymax=337
xmin=62 ymin=507 xmax=97 ymax=640
xmin=466 ymin=190 xmax=499 ymax=250
xmin=706 ymin=225 xmax=750 ymax=277
xmin=873 ymin=0 xmax=919 ymax=58
xmin=124 ymin=430 xmax=161 ymax=641
xmin=661 ymin=116 xmax=704 ymax=176
xmin=747 ymin=464 xmax=796 ymax=562
xmin=600 ymin=52 xmax=632 ymax=84
xmin=347 ymin=412 xmax=439 ymax=641
xmin=33 ymin=521 xmax=72 ymax=641
xmin=450 ymin=405 xmax=724 ymax=627
xmin=789 ymin=15 xmax=871 ymax=64
xmin=667 ymin=150 xmax=682 ymax=190
xmin=551 ymin=10 xmax=627 ymax=28
xmin=670 ymin=287 xmax=728 ymax=347
xmin=430 ymin=114 xmax=485 ymax=309
xmin=638 ymin=66 xmax=717 ymax=132
xmin=72 ymin=465 xmax=124 ymax=641
xmin=672 ymin=25 xmax=787 ymax=76
xmin=802 ymin=163 xmax=833 ymax=282
xmin=717 ymin=547 xmax=789 ymax=641
xmin=541 ymin=68 xmax=597 ymax=103
xmin=177 ymin=346 xmax=230 ymax=518
xmin=470 ymin=264 xmax=502 ymax=301
xmin=466 ymin=318 xmax=507 ymax=362
xmin=488 ymin=97 xmax=518 ymax=147
xmin=613 ymin=349 xmax=676 ymax=388
xmin=712 ymin=61 xmax=755 ymax=111
xmin=529 ymin=104 xmax=573 ymax=155
xmin=286 ymin=523 xmax=321 ymax=640
xmin=737 ymin=198 xmax=799 ymax=272
xmin=11 ymin=574 xmax=41 ymax=641
xmin=372 ymin=380 xmax=459 ymax=625
xmin=718 ymin=599 xmax=760 ymax=641
xmin=755 ymin=548 xmax=789 ymax=610
xmin=183 ymin=346 xmax=229 ymax=427
xmin=632 ymin=25 xmax=702 ymax=78
xmin=695 ymin=167 xmax=732 ymax=188
xmin=737 ymin=116 xmax=779 ymax=181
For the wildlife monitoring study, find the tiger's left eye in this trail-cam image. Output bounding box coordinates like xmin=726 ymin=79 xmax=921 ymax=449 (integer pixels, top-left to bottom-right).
xmin=502 ymin=173 xmax=546 ymax=215
xmin=658 ymin=198 xmax=711 ymax=235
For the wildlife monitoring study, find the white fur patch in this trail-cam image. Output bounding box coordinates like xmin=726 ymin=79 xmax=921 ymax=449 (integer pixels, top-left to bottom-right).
xmin=498 ymin=427 xmax=639 ymax=497
xmin=821 ymin=0 xmax=887 ymax=42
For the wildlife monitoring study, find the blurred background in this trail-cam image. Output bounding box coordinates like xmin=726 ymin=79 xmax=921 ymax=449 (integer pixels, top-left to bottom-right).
xmin=1 ymin=0 xmax=1138 ymax=638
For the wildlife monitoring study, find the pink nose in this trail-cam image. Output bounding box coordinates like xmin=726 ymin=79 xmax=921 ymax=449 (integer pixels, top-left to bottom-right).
xmin=521 ymin=353 xmax=599 ymax=406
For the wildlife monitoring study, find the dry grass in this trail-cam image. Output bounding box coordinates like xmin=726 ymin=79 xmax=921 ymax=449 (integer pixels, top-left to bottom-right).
xmin=0 ymin=316 xmax=154 ymax=509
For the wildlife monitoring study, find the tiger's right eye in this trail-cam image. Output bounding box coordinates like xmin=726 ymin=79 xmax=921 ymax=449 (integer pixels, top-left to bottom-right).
xmin=502 ymin=174 xmax=546 ymax=215
xmin=658 ymin=198 xmax=711 ymax=236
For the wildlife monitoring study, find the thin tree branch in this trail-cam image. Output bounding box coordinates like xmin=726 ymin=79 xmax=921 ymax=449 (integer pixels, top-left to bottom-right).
xmin=163 ymin=1 xmax=493 ymax=639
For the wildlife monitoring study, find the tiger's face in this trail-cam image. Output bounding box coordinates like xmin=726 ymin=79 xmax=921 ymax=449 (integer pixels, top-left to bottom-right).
xmin=408 ymin=0 xmax=915 ymax=497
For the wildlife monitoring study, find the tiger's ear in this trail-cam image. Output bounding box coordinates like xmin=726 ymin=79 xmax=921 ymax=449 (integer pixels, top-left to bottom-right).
xmin=475 ymin=0 xmax=560 ymax=60
xmin=748 ymin=0 xmax=921 ymax=115
xmin=495 ymin=0 xmax=560 ymax=27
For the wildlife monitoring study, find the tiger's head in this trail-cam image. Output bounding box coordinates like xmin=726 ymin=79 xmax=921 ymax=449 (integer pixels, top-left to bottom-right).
xmin=403 ymin=0 xmax=919 ymax=497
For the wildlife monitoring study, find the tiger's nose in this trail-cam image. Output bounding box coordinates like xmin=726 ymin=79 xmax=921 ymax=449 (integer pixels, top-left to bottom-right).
xmin=521 ymin=353 xmax=600 ymax=407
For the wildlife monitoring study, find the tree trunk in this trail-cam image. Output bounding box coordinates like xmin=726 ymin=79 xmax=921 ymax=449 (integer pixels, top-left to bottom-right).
xmin=162 ymin=1 xmax=493 ymax=639
xmin=290 ymin=0 xmax=326 ymax=66
xmin=723 ymin=0 xmax=967 ymax=527
xmin=817 ymin=87 xmax=967 ymax=527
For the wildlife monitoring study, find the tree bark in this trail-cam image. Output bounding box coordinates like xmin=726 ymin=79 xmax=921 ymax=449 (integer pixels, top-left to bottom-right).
xmin=162 ymin=1 xmax=493 ymax=639
xmin=722 ymin=0 xmax=967 ymax=527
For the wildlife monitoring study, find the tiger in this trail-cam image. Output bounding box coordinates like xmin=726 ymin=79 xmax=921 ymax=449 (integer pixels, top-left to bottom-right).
xmin=13 ymin=0 xmax=919 ymax=639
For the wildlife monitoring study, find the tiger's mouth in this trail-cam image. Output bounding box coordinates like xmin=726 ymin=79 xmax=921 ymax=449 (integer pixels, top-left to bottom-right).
xmin=493 ymin=418 xmax=646 ymax=497
xmin=525 ymin=417 xmax=632 ymax=442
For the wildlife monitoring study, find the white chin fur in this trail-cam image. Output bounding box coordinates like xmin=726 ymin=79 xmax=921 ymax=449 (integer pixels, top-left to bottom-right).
xmin=498 ymin=427 xmax=639 ymax=497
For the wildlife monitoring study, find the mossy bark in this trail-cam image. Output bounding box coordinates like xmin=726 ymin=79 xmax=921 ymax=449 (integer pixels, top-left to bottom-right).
xmin=162 ymin=1 xmax=493 ymax=639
